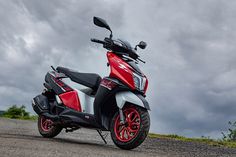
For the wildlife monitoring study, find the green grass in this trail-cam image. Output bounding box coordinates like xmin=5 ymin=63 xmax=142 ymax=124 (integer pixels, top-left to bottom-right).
xmin=0 ymin=114 xmax=38 ymax=121
xmin=148 ymin=133 xmax=236 ymax=148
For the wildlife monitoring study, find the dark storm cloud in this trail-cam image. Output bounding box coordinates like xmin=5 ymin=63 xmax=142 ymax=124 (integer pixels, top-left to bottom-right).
xmin=118 ymin=0 xmax=236 ymax=137
xmin=0 ymin=0 xmax=236 ymax=138
xmin=0 ymin=0 xmax=125 ymax=111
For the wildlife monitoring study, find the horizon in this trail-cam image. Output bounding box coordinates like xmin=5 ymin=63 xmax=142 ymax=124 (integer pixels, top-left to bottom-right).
xmin=0 ymin=0 xmax=236 ymax=139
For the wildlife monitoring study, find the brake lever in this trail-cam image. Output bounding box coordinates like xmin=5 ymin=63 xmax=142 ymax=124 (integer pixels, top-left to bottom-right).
xmin=103 ymin=38 xmax=113 ymax=49
xmin=51 ymin=65 xmax=56 ymax=71
xmin=137 ymin=58 xmax=146 ymax=64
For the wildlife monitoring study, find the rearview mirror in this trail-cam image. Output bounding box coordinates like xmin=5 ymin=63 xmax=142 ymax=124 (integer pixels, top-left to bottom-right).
xmin=93 ymin=17 xmax=111 ymax=31
xmin=135 ymin=41 xmax=147 ymax=50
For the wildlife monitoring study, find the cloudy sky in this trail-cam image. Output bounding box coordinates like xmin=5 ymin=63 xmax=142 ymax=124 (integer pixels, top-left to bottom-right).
xmin=0 ymin=0 xmax=236 ymax=138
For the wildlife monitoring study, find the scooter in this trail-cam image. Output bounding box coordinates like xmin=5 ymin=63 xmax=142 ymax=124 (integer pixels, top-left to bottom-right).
xmin=32 ymin=17 xmax=150 ymax=150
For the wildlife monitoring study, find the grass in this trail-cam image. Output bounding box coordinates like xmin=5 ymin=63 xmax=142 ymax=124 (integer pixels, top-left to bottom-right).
xmin=0 ymin=114 xmax=38 ymax=121
xmin=148 ymin=133 xmax=236 ymax=148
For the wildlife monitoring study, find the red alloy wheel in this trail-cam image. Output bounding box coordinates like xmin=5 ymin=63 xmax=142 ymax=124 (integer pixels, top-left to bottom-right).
xmin=114 ymin=107 xmax=141 ymax=142
xmin=40 ymin=116 xmax=53 ymax=132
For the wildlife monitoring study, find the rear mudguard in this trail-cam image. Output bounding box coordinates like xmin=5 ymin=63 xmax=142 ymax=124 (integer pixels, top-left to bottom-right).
xmin=32 ymin=94 xmax=50 ymax=114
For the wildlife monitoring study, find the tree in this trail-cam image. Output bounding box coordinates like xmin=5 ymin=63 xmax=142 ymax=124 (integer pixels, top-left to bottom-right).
xmin=2 ymin=105 xmax=30 ymax=119
xmin=222 ymin=121 xmax=236 ymax=141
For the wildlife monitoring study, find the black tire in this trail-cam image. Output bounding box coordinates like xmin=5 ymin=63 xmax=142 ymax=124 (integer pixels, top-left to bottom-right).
xmin=38 ymin=115 xmax=62 ymax=138
xmin=110 ymin=105 xmax=150 ymax=150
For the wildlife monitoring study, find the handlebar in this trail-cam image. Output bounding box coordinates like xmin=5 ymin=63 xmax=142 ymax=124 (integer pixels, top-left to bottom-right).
xmin=90 ymin=38 xmax=146 ymax=64
xmin=91 ymin=38 xmax=105 ymax=44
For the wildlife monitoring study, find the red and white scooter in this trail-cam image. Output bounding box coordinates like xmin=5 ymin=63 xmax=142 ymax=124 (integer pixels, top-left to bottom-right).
xmin=32 ymin=17 xmax=150 ymax=150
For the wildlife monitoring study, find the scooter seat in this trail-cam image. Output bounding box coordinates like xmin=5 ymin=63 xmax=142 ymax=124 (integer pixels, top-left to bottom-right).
xmin=56 ymin=66 xmax=101 ymax=91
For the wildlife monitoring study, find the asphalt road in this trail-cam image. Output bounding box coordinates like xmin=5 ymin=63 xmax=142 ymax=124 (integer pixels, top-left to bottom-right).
xmin=0 ymin=118 xmax=236 ymax=157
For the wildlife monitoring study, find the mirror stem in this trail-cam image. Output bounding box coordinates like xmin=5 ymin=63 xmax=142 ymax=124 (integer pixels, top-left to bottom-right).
xmin=109 ymin=30 xmax=113 ymax=39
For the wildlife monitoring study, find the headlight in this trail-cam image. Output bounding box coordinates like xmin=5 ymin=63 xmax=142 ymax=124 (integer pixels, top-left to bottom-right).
xmin=133 ymin=73 xmax=146 ymax=91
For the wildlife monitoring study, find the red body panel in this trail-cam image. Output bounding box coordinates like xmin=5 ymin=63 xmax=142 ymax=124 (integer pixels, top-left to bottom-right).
xmin=107 ymin=52 xmax=135 ymax=90
xmin=51 ymin=76 xmax=72 ymax=92
xmin=144 ymin=76 xmax=148 ymax=94
xmin=100 ymin=78 xmax=117 ymax=90
xmin=59 ymin=91 xmax=81 ymax=111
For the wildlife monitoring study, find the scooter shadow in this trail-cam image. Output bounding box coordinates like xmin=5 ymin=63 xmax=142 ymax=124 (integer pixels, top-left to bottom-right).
xmin=0 ymin=133 xmax=130 ymax=151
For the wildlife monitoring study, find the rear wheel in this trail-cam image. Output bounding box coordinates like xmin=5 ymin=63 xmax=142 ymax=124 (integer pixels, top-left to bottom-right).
xmin=38 ymin=115 xmax=62 ymax=138
xmin=110 ymin=105 xmax=150 ymax=150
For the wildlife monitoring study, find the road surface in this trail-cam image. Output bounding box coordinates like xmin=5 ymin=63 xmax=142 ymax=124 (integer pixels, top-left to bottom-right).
xmin=0 ymin=118 xmax=235 ymax=157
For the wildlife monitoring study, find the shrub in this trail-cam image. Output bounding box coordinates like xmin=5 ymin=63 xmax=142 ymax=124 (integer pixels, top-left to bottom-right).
xmin=2 ymin=105 xmax=31 ymax=119
xmin=222 ymin=121 xmax=236 ymax=141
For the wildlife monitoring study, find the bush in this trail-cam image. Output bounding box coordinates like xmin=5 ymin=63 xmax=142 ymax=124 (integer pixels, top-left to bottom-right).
xmin=222 ymin=121 xmax=236 ymax=141
xmin=2 ymin=105 xmax=31 ymax=120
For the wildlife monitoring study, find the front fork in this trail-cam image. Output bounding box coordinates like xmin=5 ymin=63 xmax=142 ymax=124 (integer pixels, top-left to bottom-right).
xmin=119 ymin=108 xmax=125 ymax=124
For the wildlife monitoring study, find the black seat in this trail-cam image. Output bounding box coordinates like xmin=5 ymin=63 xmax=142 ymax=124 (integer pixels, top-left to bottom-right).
xmin=56 ymin=66 xmax=101 ymax=91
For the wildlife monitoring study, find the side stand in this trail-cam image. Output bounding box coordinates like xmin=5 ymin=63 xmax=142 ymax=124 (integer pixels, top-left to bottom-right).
xmin=97 ymin=129 xmax=108 ymax=144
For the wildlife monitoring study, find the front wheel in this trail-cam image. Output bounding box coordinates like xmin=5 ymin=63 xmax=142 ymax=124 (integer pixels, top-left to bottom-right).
xmin=110 ymin=105 xmax=150 ymax=150
xmin=38 ymin=115 xmax=62 ymax=138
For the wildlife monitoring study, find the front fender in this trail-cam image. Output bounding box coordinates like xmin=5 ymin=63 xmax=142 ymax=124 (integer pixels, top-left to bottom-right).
xmin=115 ymin=91 xmax=150 ymax=110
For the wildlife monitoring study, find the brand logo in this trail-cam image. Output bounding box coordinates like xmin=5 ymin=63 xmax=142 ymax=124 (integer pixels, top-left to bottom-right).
xmin=118 ymin=63 xmax=129 ymax=72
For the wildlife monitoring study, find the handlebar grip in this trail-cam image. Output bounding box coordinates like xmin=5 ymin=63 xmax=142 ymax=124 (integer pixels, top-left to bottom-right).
xmin=91 ymin=38 xmax=105 ymax=44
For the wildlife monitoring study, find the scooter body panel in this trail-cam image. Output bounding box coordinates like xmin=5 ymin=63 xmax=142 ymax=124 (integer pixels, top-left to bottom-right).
xmin=107 ymin=52 xmax=135 ymax=90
